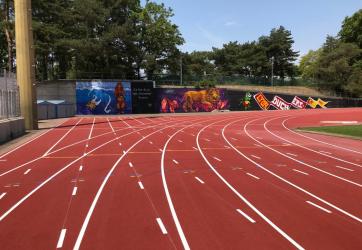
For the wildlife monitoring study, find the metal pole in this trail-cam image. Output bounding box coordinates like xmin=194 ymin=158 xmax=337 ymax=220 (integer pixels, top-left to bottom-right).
xmin=271 ymin=56 xmax=274 ymax=86
xmin=180 ymin=55 xmax=183 ymax=86
xmin=15 ymin=0 xmax=38 ymax=129
xmin=4 ymin=69 xmax=9 ymax=118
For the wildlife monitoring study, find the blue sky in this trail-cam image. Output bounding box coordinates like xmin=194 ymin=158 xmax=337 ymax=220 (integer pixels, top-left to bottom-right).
xmin=142 ymin=0 xmax=361 ymax=58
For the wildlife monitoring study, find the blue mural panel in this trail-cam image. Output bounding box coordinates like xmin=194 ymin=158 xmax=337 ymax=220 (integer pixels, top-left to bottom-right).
xmin=76 ymin=81 xmax=132 ymax=115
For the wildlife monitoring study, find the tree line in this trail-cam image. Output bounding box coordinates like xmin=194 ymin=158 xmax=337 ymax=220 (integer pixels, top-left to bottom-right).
xmin=299 ymin=9 xmax=362 ymax=97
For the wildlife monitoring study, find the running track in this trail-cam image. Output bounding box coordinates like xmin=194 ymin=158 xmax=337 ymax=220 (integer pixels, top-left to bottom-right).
xmin=0 ymin=108 xmax=361 ymax=249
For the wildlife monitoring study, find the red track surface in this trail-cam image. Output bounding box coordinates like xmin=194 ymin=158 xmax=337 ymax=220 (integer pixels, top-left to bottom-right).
xmin=0 ymin=108 xmax=362 ymax=249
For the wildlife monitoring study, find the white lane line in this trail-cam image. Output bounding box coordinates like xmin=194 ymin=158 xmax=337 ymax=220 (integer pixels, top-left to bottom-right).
xmin=56 ymin=229 xmax=67 ymax=248
xmin=319 ymin=151 xmax=332 ymax=155
xmin=236 ymin=209 xmax=256 ymax=223
xmin=44 ymin=118 xmax=83 ymax=156
xmin=246 ymin=173 xmax=260 ymax=180
xmin=293 ymin=169 xmax=309 ymax=176
xmin=201 ymin=120 xmax=305 ymax=250
xmin=129 ymin=162 xmax=133 ymax=168
xmin=213 ymin=157 xmax=222 ymax=162
xmin=159 ymin=148 xmax=163 ymax=152
xmin=72 ymin=187 xmax=78 ymax=196
xmin=0 ymin=159 xmax=7 ymax=162
xmin=286 ymin=153 xmax=298 ymax=157
xmin=107 ymin=118 xmax=115 ymax=133
xmin=306 ymin=201 xmax=332 ymax=214
xmin=204 ymin=139 xmax=211 ymax=142
xmin=195 ymin=177 xmax=205 ymax=184
xmin=88 ymin=118 xmax=95 ymax=139
xmin=156 ymin=218 xmax=168 ymax=234
xmin=192 ymin=147 xmax=198 ymax=150
xmin=231 ymin=137 xmax=237 ymax=141
xmin=79 ymin=166 xmax=83 ymax=171
xmin=321 ymin=121 xmax=358 ymax=124
xmin=119 ymin=142 xmax=122 ymax=146
xmin=178 ymin=140 xmax=183 ymax=143
xmin=23 ymin=169 xmax=31 ymax=175
xmin=0 ymin=192 xmax=6 ymax=199
xmin=85 ymin=144 xmax=89 ymax=148
xmin=173 ymin=160 xmax=179 ymax=165
xmin=254 ymin=144 xmax=262 ymax=148
xmin=123 ymin=150 xmax=126 ymax=154
xmin=138 ymin=181 xmax=144 ymax=190
xmin=335 ymin=165 xmax=354 ymax=172
xmin=251 ymin=155 xmax=261 ymax=160
xmin=149 ymin=141 xmax=153 ymax=145
xmin=191 ymin=134 xmax=195 ymax=137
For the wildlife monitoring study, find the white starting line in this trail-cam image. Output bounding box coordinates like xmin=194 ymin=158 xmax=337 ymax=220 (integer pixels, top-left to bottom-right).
xmin=213 ymin=157 xmax=222 ymax=162
xmin=195 ymin=177 xmax=205 ymax=184
xmin=129 ymin=162 xmax=134 ymax=168
xmin=236 ymin=209 xmax=256 ymax=223
xmin=156 ymin=218 xmax=168 ymax=234
xmin=72 ymin=187 xmax=78 ymax=196
xmin=306 ymin=201 xmax=332 ymax=214
xmin=23 ymin=169 xmax=31 ymax=175
xmin=56 ymin=229 xmax=67 ymax=248
xmin=286 ymin=153 xmax=298 ymax=157
xmin=138 ymin=181 xmax=144 ymax=190
xmin=246 ymin=173 xmax=260 ymax=180
xmin=292 ymin=169 xmax=309 ymax=176
xmin=335 ymin=165 xmax=354 ymax=172
xmin=173 ymin=160 xmax=179 ymax=165
xmin=79 ymin=166 xmax=83 ymax=171
xmin=0 ymin=192 xmax=6 ymax=200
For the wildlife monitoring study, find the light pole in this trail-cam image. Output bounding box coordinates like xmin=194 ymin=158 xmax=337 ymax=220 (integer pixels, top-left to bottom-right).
xmin=271 ymin=56 xmax=274 ymax=86
xmin=14 ymin=0 xmax=38 ymax=129
xmin=180 ymin=55 xmax=183 ymax=85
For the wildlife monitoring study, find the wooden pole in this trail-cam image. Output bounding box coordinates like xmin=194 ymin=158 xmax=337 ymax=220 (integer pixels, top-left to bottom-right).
xmin=14 ymin=0 xmax=38 ymax=130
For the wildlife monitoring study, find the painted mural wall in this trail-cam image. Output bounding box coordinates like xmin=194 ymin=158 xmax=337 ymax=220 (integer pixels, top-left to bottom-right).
xmin=156 ymin=88 xmax=229 ymax=113
xmin=76 ymin=81 xmax=133 ymax=115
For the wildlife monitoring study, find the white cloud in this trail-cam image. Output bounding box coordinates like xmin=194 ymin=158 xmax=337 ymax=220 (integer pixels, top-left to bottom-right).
xmin=225 ymin=21 xmax=237 ymax=27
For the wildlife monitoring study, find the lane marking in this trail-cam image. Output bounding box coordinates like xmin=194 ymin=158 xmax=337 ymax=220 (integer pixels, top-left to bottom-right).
xmin=129 ymin=162 xmax=133 ymax=168
xmin=335 ymin=165 xmax=354 ymax=172
xmin=149 ymin=141 xmax=153 ymax=145
xmin=246 ymin=173 xmax=260 ymax=180
xmin=236 ymin=209 xmax=256 ymax=223
xmin=56 ymin=229 xmax=67 ymax=248
xmin=231 ymin=137 xmax=237 ymax=141
xmin=319 ymin=151 xmax=332 ymax=155
xmin=321 ymin=121 xmax=358 ymax=124
xmin=156 ymin=218 xmax=168 ymax=234
xmin=306 ymin=201 xmax=332 ymax=214
xmin=159 ymin=148 xmax=163 ymax=152
xmin=123 ymin=150 xmax=126 ymax=154
xmin=0 ymin=192 xmax=6 ymax=199
xmin=254 ymin=144 xmax=262 ymax=147
xmin=251 ymin=155 xmax=261 ymax=160
xmin=79 ymin=166 xmax=83 ymax=171
xmin=44 ymin=118 xmax=83 ymax=156
xmin=72 ymin=187 xmax=78 ymax=196
xmin=88 ymin=118 xmax=96 ymax=139
xmin=0 ymin=159 xmax=7 ymax=162
xmin=286 ymin=153 xmax=298 ymax=157
xmin=173 ymin=159 xmax=179 ymax=165
xmin=119 ymin=143 xmax=122 ymax=146
xmin=192 ymin=147 xmax=198 ymax=150
xmin=107 ymin=118 xmax=116 ymax=133
xmin=178 ymin=140 xmax=183 ymax=143
xmin=138 ymin=181 xmax=144 ymax=190
xmin=293 ymin=169 xmax=309 ymax=176
xmin=204 ymin=139 xmax=211 ymax=142
xmin=213 ymin=157 xmax=222 ymax=162
xmin=199 ymin=120 xmax=305 ymax=250
xmin=195 ymin=177 xmax=205 ymax=184
xmin=230 ymin=117 xmax=362 ymax=223
xmin=23 ymin=169 xmax=31 ymax=175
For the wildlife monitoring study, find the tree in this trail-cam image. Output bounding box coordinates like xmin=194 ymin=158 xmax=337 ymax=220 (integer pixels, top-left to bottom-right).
xmin=259 ymin=26 xmax=299 ymax=79
xmin=339 ymin=9 xmax=362 ymax=48
xmin=0 ymin=0 xmax=14 ymax=72
xmin=299 ymin=49 xmax=321 ymax=80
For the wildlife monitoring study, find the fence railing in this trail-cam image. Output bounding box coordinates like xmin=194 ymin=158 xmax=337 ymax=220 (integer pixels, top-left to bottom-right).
xmin=0 ymin=71 xmax=20 ymax=119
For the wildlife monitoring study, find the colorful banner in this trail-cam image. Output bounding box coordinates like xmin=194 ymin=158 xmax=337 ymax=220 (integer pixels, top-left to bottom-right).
xmin=291 ymin=96 xmax=307 ymax=109
xmin=253 ymin=92 xmax=270 ymax=110
xmin=307 ymin=97 xmax=319 ymax=109
xmin=76 ymin=81 xmax=132 ymax=115
xmin=157 ymin=88 xmax=229 ymax=113
xmin=317 ymin=98 xmax=329 ymax=109
xmin=270 ymin=96 xmax=291 ymax=110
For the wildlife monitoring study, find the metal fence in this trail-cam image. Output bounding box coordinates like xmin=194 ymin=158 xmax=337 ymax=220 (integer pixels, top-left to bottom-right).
xmin=0 ymin=71 xmax=20 ymax=119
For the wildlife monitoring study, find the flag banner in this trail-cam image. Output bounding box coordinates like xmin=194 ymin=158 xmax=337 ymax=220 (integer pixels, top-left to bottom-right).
xmin=317 ymin=98 xmax=329 ymax=108
xmin=253 ymin=92 xmax=270 ymax=110
xmin=291 ymin=96 xmax=308 ymax=109
xmin=307 ymin=97 xmax=319 ymax=109
xmin=270 ymin=96 xmax=291 ymax=110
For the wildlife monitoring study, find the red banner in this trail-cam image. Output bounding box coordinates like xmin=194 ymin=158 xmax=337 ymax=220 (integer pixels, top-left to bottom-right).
xmin=291 ymin=96 xmax=307 ymax=109
xmin=270 ymin=96 xmax=291 ymax=110
xmin=253 ymin=92 xmax=270 ymax=110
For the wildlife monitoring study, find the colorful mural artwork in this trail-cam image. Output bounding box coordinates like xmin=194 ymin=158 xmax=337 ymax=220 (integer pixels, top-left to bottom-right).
xmin=240 ymin=92 xmax=252 ymax=110
xmin=158 ymin=88 xmax=229 ymax=113
xmin=253 ymin=92 xmax=329 ymax=111
xmin=76 ymin=81 xmax=132 ymax=115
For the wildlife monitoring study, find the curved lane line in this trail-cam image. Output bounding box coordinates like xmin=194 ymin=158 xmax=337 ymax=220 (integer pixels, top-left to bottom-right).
xmin=221 ymin=117 xmax=362 ymax=224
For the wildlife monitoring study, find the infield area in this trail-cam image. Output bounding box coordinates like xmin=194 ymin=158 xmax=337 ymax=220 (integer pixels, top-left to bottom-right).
xmin=0 ymin=108 xmax=362 ymax=249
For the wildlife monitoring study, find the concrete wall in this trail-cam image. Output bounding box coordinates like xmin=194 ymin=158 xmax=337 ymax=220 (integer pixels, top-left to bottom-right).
xmin=0 ymin=117 xmax=25 ymax=144
xmin=37 ymin=80 xmax=76 ymax=103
